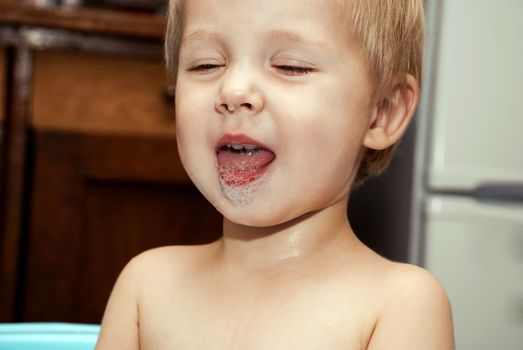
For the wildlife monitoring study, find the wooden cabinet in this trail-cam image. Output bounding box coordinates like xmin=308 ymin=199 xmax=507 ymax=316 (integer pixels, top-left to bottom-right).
xmin=32 ymin=51 xmax=175 ymax=136
xmin=23 ymin=131 xmax=221 ymax=323
xmin=0 ymin=6 xmax=222 ymax=323
xmin=22 ymin=52 xmax=222 ymax=323
xmin=0 ymin=45 xmax=5 ymax=123
xmin=0 ymin=0 xmax=13 ymax=7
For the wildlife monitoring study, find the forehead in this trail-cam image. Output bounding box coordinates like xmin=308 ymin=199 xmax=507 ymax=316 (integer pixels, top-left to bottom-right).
xmin=182 ymin=0 xmax=350 ymax=46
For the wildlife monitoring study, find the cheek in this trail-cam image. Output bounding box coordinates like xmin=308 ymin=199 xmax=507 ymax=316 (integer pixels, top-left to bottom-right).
xmin=174 ymin=106 xmax=220 ymax=206
xmin=282 ymin=91 xmax=369 ymax=155
xmin=175 ymin=82 xmax=212 ymax=154
xmin=175 ymin=121 xmax=191 ymax=169
xmin=276 ymin=86 xmax=370 ymax=191
xmin=174 ymin=102 xmax=192 ymax=165
xmin=175 ymin=103 xmax=208 ymax=178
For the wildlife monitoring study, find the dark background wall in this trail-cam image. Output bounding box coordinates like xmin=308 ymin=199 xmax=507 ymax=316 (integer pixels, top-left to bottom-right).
xmin=349 ymin=121 xmax=416 ymax=263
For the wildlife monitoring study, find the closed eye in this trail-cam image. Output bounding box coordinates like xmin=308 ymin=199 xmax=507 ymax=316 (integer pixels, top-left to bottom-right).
xmin=187 ymin=63 xmax=224 ymax=72
xmin=274 ymin=65 xmax=316 ymax=76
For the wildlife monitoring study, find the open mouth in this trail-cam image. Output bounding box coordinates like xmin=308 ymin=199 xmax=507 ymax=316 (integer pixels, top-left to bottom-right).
xmin=216 ymin=135 xmax=276 ymax=186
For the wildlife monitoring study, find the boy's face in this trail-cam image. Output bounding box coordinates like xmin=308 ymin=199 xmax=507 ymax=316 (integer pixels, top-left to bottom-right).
xmin=175 ymin=0 xmax=374 ymax=226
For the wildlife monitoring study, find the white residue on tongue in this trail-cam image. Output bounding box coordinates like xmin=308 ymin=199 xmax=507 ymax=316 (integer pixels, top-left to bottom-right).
xmin=218 ymin=160 xmax=266 ymax=207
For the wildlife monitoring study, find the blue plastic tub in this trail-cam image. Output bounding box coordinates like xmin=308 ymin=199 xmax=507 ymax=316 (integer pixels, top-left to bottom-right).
xmin=0 ymin=323 xmax=100 ymax=350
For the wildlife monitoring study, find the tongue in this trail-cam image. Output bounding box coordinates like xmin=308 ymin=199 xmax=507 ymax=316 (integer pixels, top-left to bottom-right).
xmin=217 ymin=149 xmax=275 ymax=185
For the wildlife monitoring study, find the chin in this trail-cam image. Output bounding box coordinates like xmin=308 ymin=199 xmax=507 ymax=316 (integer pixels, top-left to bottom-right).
xmin=215 ymin=199 xmax=288 ymax=228
xmin=220 ymin=195 xmax=317 ymax=229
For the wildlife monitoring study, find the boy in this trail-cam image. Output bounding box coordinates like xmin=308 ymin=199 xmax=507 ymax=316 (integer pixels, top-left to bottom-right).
xmin=96 ymin=0 xmax=455 ymax=348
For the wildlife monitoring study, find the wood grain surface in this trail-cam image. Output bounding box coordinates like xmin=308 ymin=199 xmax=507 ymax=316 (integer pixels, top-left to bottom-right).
xmin=0 ymin=4 xmax=165 ymax=39
xmin=0 ymin=45 xmax=5 ymax=123
xmin=22 ymin=130 xmax=221 ymax=323
xmin=32 ymin=51 xmax=176 ymax=136
xmin=0 ymin=0 xmax=13 ymax=7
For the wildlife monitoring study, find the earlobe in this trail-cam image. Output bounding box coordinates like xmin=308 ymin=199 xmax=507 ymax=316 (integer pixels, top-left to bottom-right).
xmin=363 ymin=75 xmax=420 ymax=150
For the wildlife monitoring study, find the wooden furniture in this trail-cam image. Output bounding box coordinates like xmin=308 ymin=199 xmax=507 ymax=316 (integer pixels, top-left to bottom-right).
xmin=0 ymin=5 xmax=222 ymax=323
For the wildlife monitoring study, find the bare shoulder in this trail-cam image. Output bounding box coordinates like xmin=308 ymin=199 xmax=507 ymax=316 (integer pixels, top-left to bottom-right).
xmin=129 ymin=245 xmax=205 ymax=274
xmin=382 ymin=262 xmax=450 ymax=304
xmin=95 ymin=244 xmax=214 ymax=350
xmin=366 ymin=261 xmax=455 ymax=350
xmin=132 ymin=242 xmax=217 ymax=276
xmin=105 ymin=246 xmax=197 ymax=292
xmin=134 ymin=244 xmax=209 ymax=264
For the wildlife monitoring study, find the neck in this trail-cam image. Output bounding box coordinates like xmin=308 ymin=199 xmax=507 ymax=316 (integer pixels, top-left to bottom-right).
xmin=215 ymin=197 xmax=360 ymax=273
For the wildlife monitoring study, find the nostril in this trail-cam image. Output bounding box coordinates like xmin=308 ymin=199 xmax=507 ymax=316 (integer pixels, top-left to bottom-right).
xmin=217 ymin=101 xmax=256 ymax=114
xmin=218 ymin=103 xmax=233 ymax=113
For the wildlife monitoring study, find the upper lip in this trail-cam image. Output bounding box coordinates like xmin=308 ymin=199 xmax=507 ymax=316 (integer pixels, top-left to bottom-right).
xmin=215 ymin=134 xmax=273 ymax=153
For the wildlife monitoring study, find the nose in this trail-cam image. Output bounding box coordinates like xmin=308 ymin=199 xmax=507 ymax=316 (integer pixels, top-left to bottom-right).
xmin=215 ymin=66 xmax=264 ymax=115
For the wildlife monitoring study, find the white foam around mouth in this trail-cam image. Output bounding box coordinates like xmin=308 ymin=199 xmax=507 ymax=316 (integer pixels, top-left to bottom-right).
xmin=218 ymin=164 xmax=267 ymax=207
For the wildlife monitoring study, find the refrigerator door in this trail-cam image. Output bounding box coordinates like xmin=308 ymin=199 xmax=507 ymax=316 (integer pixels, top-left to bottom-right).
xmin=427 ymin=0 xmax=523 ymax=190
xmin=424 ymin=195 xmax=523 ymax=350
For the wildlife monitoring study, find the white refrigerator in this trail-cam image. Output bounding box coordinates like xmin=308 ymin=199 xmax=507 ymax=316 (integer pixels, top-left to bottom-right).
xmin=410 ymin=0 xmax=523 ymax=349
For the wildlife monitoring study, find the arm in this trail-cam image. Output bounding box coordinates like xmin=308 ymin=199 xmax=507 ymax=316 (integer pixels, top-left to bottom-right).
xmin=367 ymin=265 xmax=455 ymax=350
xmin=95 ymin=257 xmax=142 ymax=350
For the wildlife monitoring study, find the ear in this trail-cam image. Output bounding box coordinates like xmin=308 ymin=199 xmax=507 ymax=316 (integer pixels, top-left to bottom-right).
xmin=363 ymin=74 xmax=420 ymax=150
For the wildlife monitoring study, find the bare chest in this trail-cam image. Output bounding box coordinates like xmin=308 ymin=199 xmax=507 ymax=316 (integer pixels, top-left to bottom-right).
xmin=138 ymin=283 xmax=377 ymax=350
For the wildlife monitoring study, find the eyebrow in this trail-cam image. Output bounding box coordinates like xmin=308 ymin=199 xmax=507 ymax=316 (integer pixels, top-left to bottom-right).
xmin=181 ymin=29 xmax=220 ymax=46
xmin=266 ymin=29 xmax=331 ymax=51
xmin=181 ymin=29 xmax=331 ymax=51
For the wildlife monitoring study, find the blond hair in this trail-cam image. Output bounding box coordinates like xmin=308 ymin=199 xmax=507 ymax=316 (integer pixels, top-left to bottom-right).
xmin=165 ymin=0 xmax=425 ymax=185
